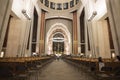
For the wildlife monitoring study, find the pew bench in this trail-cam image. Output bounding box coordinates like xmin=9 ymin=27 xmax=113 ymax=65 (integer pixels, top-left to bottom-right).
xmin=94 ymin=62 xmax=120 ymax=80
xmin=64 ymin=57 xmax=120 ymax=80
xmin=0 ymin=57 xmax=53 ymax=79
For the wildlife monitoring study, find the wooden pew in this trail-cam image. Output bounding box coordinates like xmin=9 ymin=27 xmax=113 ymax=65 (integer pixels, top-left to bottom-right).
xmin=0 ymin=57 xmax=52 ymax=78
xmin=64 ymin=57 xmax=120 ymax=79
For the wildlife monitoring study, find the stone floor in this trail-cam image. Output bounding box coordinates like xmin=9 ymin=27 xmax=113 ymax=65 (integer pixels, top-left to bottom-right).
xmin=38 ymin=59 xmax=96 ymax=80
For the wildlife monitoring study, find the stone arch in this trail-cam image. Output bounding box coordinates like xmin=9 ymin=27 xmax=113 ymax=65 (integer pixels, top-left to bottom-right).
xmin=45 ymin=23 xmax=71 ymax=55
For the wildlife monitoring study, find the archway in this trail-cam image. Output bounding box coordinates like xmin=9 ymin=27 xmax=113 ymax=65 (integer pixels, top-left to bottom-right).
xmin=45 ymin=23 xmax=71 ymax=55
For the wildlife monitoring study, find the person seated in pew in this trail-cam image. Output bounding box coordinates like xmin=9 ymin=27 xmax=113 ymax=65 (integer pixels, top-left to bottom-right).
xmin=114 ymin=55 xmax=120 ymax=61
xmin=98 ymin=57 xmax=105 ymax=71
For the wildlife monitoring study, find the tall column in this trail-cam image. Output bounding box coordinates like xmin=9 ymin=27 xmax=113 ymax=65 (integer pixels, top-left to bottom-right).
xmin=39 ymin=10 xmax=45 ymax=54
xmin=87 ymin=22 xmax=96 ymax=57
xmin=106 ymin=0 xmax=120 ymax=55
xmin=0 ymin=0 xmax=13 ymax=53
xmin=73 ymin=11 xmax=78 ymax=54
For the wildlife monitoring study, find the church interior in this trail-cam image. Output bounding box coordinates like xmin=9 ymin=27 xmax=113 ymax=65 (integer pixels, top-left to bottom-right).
xmin=0 ymin=0 xmax=120 ymax=80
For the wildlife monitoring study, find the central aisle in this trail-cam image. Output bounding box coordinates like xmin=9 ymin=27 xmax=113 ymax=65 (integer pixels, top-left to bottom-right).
xmin=39 ymin=59 xmax=96 ymax=80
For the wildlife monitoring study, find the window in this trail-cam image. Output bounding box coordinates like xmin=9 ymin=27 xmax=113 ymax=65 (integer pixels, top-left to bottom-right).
xmin=57 ymin=3 xmax=62 ymax=10
xmin=76 ymin=0 xmax=79 ymax=4
xmin=70 ymin=0 xmax=74 ymax=8
xmin=50 ymin=2 xmax=55 ymax=9
xmin=45 ymin=0 xmax=49 ymax=7
xmin=63 ymin=3 xmax=68 ymax=10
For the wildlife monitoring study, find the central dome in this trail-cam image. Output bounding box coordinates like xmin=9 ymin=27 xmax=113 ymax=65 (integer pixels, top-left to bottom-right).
xmin=49 ymin=0 xmax=72 ymax=3
xmin=40 ymin=0 xmax=80 ymax=11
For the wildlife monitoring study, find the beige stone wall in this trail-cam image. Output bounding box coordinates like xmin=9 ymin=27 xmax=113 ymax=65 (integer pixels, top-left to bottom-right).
xmin=106 ymin=0 xmax=120 ymax=55
xmin=12 ymin=0 xmax=34 ymax=19
xmin=34 ymin=1 xmax=42 ymax=54
xmin=45 ymin=19 xmax=72 ymax=34
xmin=0 ymin=0 xmax=13 ymax=54
xmin=5 ymin=19 xmax=29 ymax=57
xmin=89 ymin=0 xmax=111 ymax=58
xmin=78 ymin=0 xmax=111 ymax=58
xmin=4 ymin=0 xmax=33 ymax=57
xmin=45 ymin=11 xmax=73 ymax=20
xmin=0 ymin=0 xmax=41 ymax=57
xmin=0 ymin=0 xmax=9 ymax=30
xmin=96 ymin=21 xmax=111 ymax=58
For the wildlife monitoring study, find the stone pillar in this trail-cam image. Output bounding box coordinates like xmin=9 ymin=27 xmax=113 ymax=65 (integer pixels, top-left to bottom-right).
xmin=39 ymin=10 xmax=45 ymax=54
xmin=73 ymin=11 xmax=78 ymax=54
xmin=106 ymin=0 xmax=120 ymax=55
xmin=6 ymin=19 xmax=29 ymax=57
xmin=77 ymin=12 xmax=81 ymax=54
xmin=36 ymin=16 xmax=41 ymax=54
xmin=20 ymin=20 xmax=31 ymax=57
xmin=0 ymin=0 xmax=13 ymax=53
xmin=87 ymin=22 xmax=96 ymax=57
xmin=97 ymin=21 xmax=111 ymax=58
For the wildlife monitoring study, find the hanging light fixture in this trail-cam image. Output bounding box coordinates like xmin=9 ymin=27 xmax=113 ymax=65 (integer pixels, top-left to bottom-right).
xmin=22 ymin=9 xmax=31 ymax=20
xmin=88 ymin=11 xmax=97 ymax=21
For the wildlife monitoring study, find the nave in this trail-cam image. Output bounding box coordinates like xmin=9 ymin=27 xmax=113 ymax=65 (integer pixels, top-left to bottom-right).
xmin=0 ymin=56 xmax=120 ymax=80
xmin=0 ymin=0 xmax=120 ymax=80
xmin=0 ymin=58 xmax=95 ymax=80
xmin=38 ymin=59 xmax=95 ymax=80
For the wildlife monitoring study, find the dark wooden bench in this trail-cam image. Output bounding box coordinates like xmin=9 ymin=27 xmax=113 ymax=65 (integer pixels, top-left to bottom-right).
xmin=0 ymin=57 xmax=53 ymax=79
xmin=64 ymin=57 xmax=120 ymax=79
